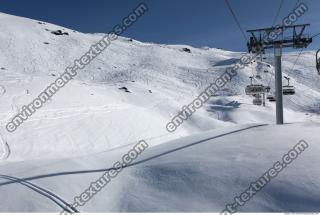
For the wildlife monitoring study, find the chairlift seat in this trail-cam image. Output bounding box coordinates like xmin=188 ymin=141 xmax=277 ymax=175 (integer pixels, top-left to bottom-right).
xmin=283 ymin=86 xmax=295 ymax=95
xmin=253 ymin=98 xmax=262 ymax=106
xmin=267 ymin=95 xmax=276 ymax=102
xmin=245 ymin=84 xmax=265 ymax=95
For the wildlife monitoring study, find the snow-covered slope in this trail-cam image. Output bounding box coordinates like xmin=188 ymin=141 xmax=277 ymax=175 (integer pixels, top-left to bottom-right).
xmin=0 ymin=12 xmax=319 ymax=161
xmin=0 ymin=12 xmax=319 ymax=212
xmin=0 ymin=122 xmax=319 ymax=212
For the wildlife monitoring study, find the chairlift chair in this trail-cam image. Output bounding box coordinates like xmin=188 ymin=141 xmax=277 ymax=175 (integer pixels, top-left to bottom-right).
xmin=266 ymin=86 xmax=275 ymax=101
xmin=245 ymin=77 xmax=264 ymax=95
xmin=316 ymin=49 xmax=320 ymax=75
xmin=255 ymin=94 xmax=262 ymax=98
xmin=283 ymin=86 xmax=295 ymax=95
xmin=247 ymin=37 xmax=265 ymax=54
xmin=267 ymin=95 xmax=276 ymax=102
xmin=245 ymin=77 xmax=267 ymax=97
xmin=283 ymin=76 xmax=295 ymax=95
xmin=253 ymin=97 xmax=263 ymax=106
xmin=245 ymin=84 xmax=265 ymax=95
xmin=293 ymin=39 xmax=309 ymax=49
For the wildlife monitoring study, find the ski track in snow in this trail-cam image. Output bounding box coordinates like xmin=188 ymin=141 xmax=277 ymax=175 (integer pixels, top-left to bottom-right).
xmin=0 ymin=175 xmax=78 ymax=213
xmin=23 ymin=105 xmax=133 ymax=122
xmin=0 ymin=124 xmax=267 ymax=186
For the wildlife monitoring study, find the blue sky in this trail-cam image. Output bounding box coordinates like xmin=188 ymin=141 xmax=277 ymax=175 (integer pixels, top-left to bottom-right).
xmin=0 ymin=0 xmax=319 ymax=51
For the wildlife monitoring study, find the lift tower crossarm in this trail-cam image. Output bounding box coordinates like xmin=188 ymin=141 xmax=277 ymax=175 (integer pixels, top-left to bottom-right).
xmin=247 ymin=24 xmax=310 ymax=33
xmin=247 ymin=24 xmax=312 ymax=53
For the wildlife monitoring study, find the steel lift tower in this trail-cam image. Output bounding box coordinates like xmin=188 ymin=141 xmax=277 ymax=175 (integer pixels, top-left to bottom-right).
xmin=247 ymin=24 xmax=312 ymax=124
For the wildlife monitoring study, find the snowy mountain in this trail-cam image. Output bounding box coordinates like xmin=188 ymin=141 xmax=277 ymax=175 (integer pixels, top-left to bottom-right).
xmin=0 ymin=12 xmax=319 ymax=212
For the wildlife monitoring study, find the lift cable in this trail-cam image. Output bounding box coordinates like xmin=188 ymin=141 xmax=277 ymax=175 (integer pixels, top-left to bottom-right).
xmin=272 ymin=0 xmax=285 ymax=26
xmin=311 ymin=32 xmax=320 ymax=39
xmin=289 ymin=48 xmax=304 ymax=73
xmin=285 ymin=5 xmax=320 ymax=74
xmin=288 ymin=29 xmax=320 ymax=73
xmin=283 ymin=30 xmax=320 ymax=73
xmin=224 ymin=0 xmax=248 ymax=42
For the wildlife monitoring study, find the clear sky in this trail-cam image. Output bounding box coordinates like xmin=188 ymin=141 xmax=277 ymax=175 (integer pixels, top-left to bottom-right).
xmin=0 ymin=0 xmax=319 ymax=51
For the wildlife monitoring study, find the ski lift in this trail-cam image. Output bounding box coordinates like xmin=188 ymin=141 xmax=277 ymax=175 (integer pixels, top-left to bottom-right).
xmin=266 ymin=86 xmax=275 ymax=101
xmin=283 ymin=76 xmax=295 ymax=95
xmin=283 ymin=86 xmax=295 ymax=95
xmin=245 ymin=77 xmax=265 ymax=95
xmin=245 ymin=84 xmax=265 ymax=95
xmin=247 ymin=37 xmax=265 ymax=54
xmin=267 ymin=95 xmax=276 ymax=102
xmin=316 ymin=49 xmax=320 ymax=75
xmin=253 ymin=95 xmax=262 ymax=106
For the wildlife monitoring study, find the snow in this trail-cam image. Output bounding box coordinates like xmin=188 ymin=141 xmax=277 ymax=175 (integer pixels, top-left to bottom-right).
xmin=1 ymin=123 xmax=319 ymax=212
xmin=0 ymin=12 xmax=319 ymax=212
